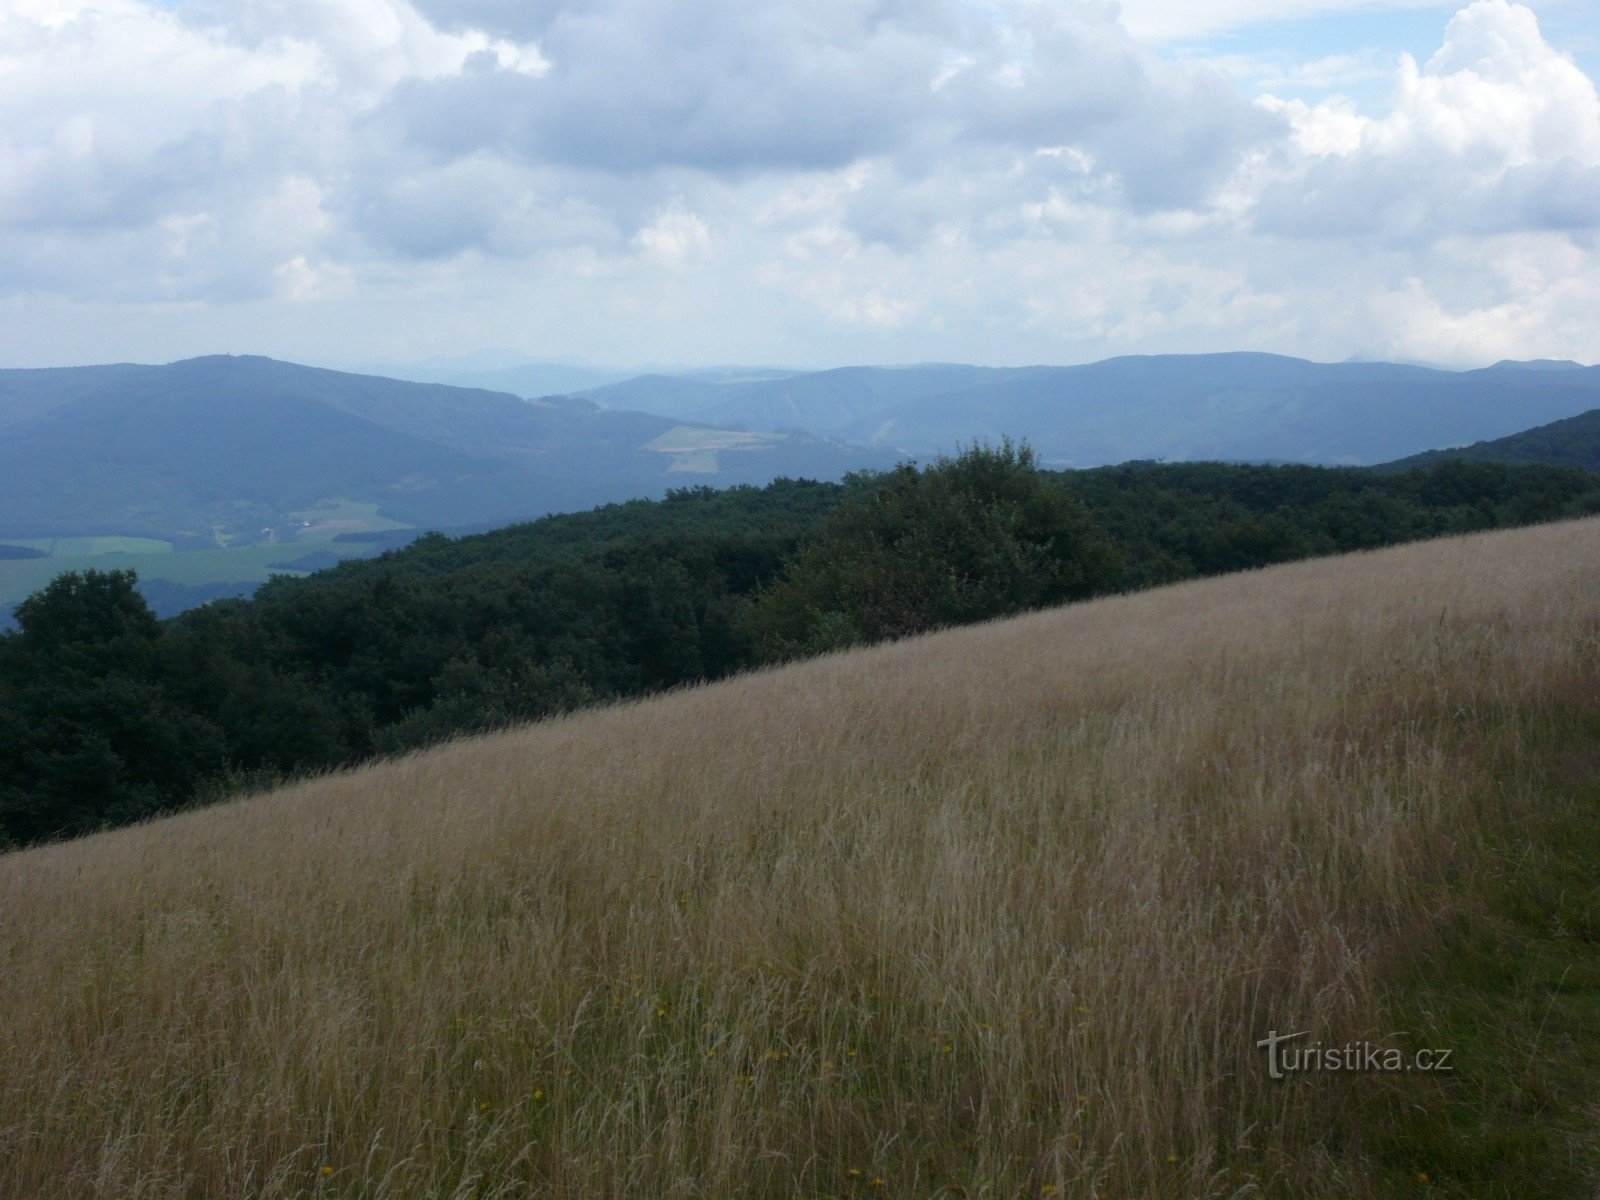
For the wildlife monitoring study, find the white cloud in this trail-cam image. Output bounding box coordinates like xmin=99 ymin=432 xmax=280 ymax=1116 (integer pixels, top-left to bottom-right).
xmin=1393 ymin=0 xmax=1600 ymax=163
xmin=0 ymin=0 xmax=1595 ymax=368
xmin=633 ymin=202 xmax=713 ymax=266
xmin=1254 ymin=0 xmax=1600 ymax=240
xmin=1364 ymin=233 xmax=1600 ymax=362
xmin=1112 ymin=0 xmax=1464 ymax=42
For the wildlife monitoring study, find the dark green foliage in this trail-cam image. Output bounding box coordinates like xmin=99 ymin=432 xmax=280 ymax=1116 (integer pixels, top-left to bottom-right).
xmin=3 ymin=459 xmax=1599 ymax=849
xmin=374 ymin=651 xmax=598 ymax=752
xmin=0 ymin=571 xmax=225 ymax=844
xmin=749 ymin=442 xmax=1120 ymax=655
xmin=1063 ymin=459 xmax=1600 ymax=589
xmin=13 ymin=569 xmax=162 ymax=652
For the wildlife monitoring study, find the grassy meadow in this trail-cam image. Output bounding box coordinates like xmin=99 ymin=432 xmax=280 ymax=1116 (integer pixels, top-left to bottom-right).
xmin=3 ymin=519 xmax=1600 ymax=1198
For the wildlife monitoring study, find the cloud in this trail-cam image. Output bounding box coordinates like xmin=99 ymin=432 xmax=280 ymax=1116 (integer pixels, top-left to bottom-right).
xmin=1254 ymin=0 xmax=1600 ymax=239
xmin=1111 ymin=0 xmax=1461 ymax=42
xmin=632 ymin=202 xmax=713 ymax=267
xmin=1362 ymin=233 xmax=1600 ymax=363
xmin=383 ymin=0 xmax=1277 ymax=204
xmin=0 ymin=0 xmax=1595 ymax=369
xmin=0 ymin=0 xmax=1277 ymax=285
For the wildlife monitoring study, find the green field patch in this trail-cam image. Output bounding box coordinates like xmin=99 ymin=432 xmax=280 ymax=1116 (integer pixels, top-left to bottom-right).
xmin=14 ymin=536 xmax=175 ymax=557
xmin=0 ymin=540 xmax=374 ymax=611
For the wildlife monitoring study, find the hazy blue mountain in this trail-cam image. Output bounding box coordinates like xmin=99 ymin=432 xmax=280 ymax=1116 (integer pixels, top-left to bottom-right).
xmin=378 ymin=358 xmax=800 ymax=402
xmin=0 ymin=356 xmax=895 ymax=540
xmin=578 ymin=364 xmax=989 ymax=429
xmin=1482 ymin=359 xmax=1586 ymax=372
xmin=1386 ymin=406 xmax=1600 ymax=473
xmin=0 ymin=363 xmax=152 ymax=430
xmin=577 ymin=354 xmax=1600 ymax=466
xmin=388 ymin=361 xmax=641 ymax=397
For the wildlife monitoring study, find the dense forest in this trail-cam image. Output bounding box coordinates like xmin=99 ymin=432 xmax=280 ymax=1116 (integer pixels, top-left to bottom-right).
xmin=4 ymin=448 xmax=1599 ymax=848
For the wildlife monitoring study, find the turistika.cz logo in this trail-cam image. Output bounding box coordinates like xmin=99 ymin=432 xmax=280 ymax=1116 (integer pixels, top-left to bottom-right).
xmin=1256 ymin=1030 xmax=1454 ymax=1080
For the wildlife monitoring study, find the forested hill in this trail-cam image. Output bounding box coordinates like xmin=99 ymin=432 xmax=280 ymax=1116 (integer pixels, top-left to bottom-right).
xmin=1385 ymin=407 xmax=1600 ymax=474
xmin=0 ymin=355 xmax=891 ymax=540
xmin=3 ymin=453 xmax=1599 ymax=848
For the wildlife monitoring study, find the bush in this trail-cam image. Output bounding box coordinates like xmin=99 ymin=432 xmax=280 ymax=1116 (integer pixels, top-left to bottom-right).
xmin=748 ymin=441 xmax=1121 ymax=656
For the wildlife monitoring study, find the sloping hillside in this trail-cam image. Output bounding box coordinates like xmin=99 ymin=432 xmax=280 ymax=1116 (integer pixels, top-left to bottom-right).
xmin=1387 ymin=405 xmax=1600 ymax=473
xmin=3 ymin=522 xmax=1600 ymax=1198
xmin=580 ymin=354 xmax=1600 ymax=466
xmin=0 ymin=356 xmax=893 ymax=539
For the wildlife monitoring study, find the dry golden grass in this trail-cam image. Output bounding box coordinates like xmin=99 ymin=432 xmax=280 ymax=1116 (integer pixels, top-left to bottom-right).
xmin=4 ymin=519 xmax=1600 ymax=1199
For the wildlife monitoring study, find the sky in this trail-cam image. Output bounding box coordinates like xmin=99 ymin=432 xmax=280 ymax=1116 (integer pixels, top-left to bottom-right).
xmin=0 ymin=0 xmax=1597 ymax=370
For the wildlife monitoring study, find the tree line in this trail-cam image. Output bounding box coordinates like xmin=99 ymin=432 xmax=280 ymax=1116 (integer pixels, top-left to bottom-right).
xmin=4 ymin=448 xmax=1598 ymax=847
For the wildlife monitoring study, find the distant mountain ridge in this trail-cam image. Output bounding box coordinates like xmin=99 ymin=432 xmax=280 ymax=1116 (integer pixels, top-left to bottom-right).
xmin=8 ymin=351 xmax=1600 ymax=544
xmin=573 ymin=353 xmax=1600 ymax=467
xmin=0 ymin=355 xmax=894 ymax=540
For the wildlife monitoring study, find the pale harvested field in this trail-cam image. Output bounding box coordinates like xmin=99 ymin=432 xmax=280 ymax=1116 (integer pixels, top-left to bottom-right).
xmin=3 ymin=519 xmax=1600 ymax=1198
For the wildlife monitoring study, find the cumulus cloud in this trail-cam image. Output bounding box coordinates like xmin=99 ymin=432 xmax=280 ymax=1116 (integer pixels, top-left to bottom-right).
xmin=632 ymin=202 xmax=714 ymax=267
xmin=0 ymin=0 xmax=547 ymax=293
xmin=0 ymin=0 xmax=1278 ymax=288
xmin=382 ymin=0 xmax=1277 ymax=210
xmin=1255 ymin=0 xmax=1600 ymax=239
xmin=0 ymin=0 xmax=1595 ymax=367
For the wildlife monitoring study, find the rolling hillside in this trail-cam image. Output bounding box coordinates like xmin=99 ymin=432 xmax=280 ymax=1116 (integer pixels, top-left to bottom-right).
xmin=4 ymin=521 xmax=1599 ymax=1198
xmin=0 ymin=355 xmax=893 ymax=540
xmin=1387 ymin=405 xmax=1600 ymax=472
xmin=578 ymin=354 xmax=1600 ymax=466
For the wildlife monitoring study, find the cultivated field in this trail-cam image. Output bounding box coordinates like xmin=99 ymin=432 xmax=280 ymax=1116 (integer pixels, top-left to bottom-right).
xmin=3 ymin=520 xmax=1600 ymax=1198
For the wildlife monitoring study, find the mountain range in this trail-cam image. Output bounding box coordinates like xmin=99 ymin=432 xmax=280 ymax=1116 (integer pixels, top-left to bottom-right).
xmin=0 ymin=355 xmax=889 ymax=541
xmin=3 ymin=351 xmax=1599 ymax=547
xmin=569 ymin=354 xmax=1600 ymax=467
